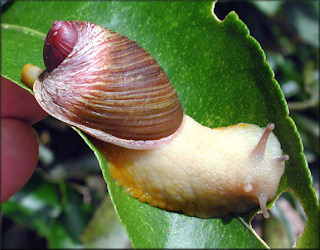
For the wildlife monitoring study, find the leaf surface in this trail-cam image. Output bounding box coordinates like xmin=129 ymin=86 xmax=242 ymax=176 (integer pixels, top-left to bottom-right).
xmin=1 ymin=1 xmax=318 ymax=248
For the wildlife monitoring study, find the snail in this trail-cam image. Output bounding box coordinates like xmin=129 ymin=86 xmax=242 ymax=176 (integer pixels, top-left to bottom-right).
xmin=21 ymin=21 xmax=289 ymax=219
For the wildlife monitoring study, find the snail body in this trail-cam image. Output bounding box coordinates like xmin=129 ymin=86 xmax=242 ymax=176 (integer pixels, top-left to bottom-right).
xmin=94 ymin=115 xmax=286 ymax=218
xmin=21 ymin=21 xmax=288 ymax=218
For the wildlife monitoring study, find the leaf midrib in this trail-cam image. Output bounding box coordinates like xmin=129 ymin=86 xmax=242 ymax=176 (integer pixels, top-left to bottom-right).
xmin=1 ymin=23 xmax=46 ymax=40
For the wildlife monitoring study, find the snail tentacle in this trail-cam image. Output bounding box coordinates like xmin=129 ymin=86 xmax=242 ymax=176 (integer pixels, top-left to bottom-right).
xmin=251 ymin=122 xmax=275 ymax=163
xmin=258 ymin=194 xmax=270 ymax=218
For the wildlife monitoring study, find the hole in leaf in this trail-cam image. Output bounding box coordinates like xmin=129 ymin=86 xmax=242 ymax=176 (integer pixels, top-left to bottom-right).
xmin=251 ymin=191 xmax=306 ymax=248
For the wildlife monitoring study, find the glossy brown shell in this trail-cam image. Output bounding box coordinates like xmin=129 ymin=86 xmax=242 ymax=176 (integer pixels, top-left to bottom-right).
xmin=34 ymin=21 xmax=183 ymax=149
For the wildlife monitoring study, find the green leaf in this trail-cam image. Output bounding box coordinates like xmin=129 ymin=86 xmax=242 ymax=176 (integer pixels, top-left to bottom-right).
xmin=81 ymin=196 xmax=130 ymax=248
xmin=2 ymin=1 xmax=318 ymax=248
xmin=251 ymin=1 xmax=282 ymax=16
xmin=46 ymin=181 xmax=93 ymax=248
xmin=263 ymin=213 xmax=291 ymax=248
xmin=2 ymin=173 xmax=94 ymax=248
xmin=1 ymin=174 xmax=62 ymax=238
xmin=283 ymin=1 xmax=319 ymax=48
xmin=1 ymin=23 xmax=45 ymax=94
xmin=47 ymin=221 xmax=81 ymax=248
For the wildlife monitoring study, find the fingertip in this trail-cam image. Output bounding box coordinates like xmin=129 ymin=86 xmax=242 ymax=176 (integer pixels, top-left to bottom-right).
xmin=1 ymin=77 xmax=48 ymax=125
xmin=1 ymin=119 xmax=40 ymax=203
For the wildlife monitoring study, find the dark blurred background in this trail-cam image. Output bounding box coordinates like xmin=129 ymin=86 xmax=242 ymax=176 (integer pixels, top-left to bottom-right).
xmin=1 ymin=1 xmax=319 ymax=248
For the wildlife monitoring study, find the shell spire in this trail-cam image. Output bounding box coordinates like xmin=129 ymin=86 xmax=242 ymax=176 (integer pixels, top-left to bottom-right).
xmin=43 ymin=21 xmax=78 ymax=72
xmin=34 ymin=21 xmax=184 ymax=149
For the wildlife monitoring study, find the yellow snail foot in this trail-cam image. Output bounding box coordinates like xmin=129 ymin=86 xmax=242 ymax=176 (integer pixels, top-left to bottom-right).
xmin=93 ymin=115 xmax=288 ymax=218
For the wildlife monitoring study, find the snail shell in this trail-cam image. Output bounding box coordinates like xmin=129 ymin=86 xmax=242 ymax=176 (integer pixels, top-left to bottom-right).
xmin=34 ymin=21 xmax=183 ymax=149
xmin=22 ymin=20 xmax=289 ymax=219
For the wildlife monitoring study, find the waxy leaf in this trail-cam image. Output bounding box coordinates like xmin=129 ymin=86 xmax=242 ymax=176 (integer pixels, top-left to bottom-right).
xmin=2 ymin=1 xmax=318 ymax=248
